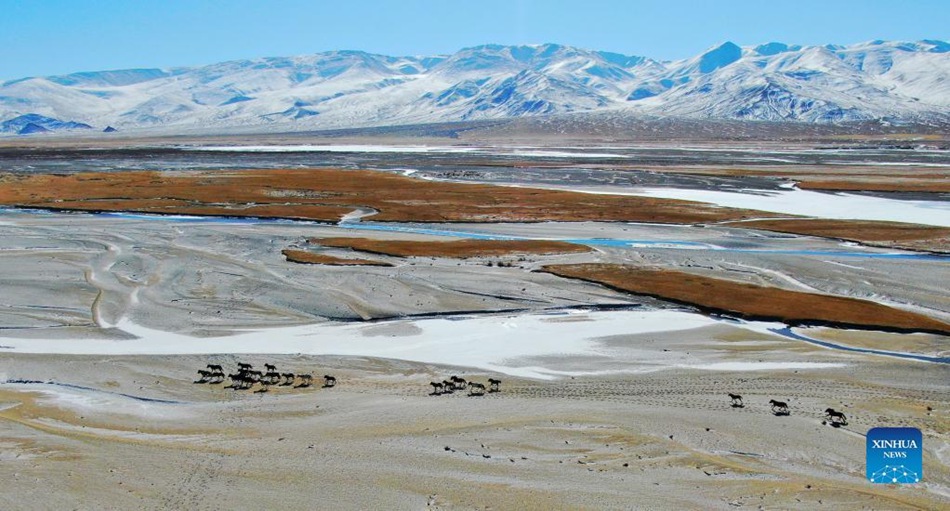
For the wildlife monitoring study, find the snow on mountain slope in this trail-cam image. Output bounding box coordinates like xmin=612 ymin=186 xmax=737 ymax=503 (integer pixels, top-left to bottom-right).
xmin=0 ymin=113 xmax=92 ymax=134
xmin=0 ymin=40 xmax=947 ymax=134
xmin=625 ymin=40 xmax=950 ymax=122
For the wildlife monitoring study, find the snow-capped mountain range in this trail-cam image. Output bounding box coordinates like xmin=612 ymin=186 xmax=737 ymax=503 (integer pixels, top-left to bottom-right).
xmin=1 ymin=39 xmax=948 ymax=134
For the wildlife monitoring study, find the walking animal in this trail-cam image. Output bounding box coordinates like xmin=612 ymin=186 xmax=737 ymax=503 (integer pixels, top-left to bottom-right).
xmin=468 ymin=382 xmax=486 ymax=396
xmin=280 ymin=373 xmax=295 ymax=386
xmin=488 ymin=378 xmax=501 ymax=392
xmin=227 ymin=373 xmax=252 ymax=390
xmin=430 ymin=381 xmax=444 ymax=395
xmin=728 ymin=393 xmax=743 ymax=407
xmin=296 ymin=374 xmax=313 ymax=388
xmin=450 ymin=376 xmax=467 ymax=390
xmin=825 ymin=408 xmax=847 ymax=425
xmin=323 ymin=375 xmax=336 ymax=388
xmin=769 ymin=399 xmax=790 ymax=415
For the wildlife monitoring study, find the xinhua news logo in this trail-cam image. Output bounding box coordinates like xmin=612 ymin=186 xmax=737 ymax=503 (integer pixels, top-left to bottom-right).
xmin=866 ymin=427 xmax=922 ymax=484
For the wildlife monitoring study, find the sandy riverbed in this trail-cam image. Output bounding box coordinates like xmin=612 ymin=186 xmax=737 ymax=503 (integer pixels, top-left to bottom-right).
xmin=1 ymin=339 xmax=948 ymax=510
xmin=0 ymin=179 xmax=948 ymax=509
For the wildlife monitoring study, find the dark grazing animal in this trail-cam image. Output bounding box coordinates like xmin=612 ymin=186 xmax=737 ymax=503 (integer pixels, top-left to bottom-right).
xmin=198 ymin=369 xmax=224 ymax=383
xmin=769 ymin=399 xmax=790 ymax=414
xmin=237 ymin=362 xmax=253 ymax=371
xmin=430 ymin=381 xmax=444 ymax=394
xmin=488 ymin=378 xmax=501 ymax=392
xmin=468 ymin=382 xmax=486 ymax=396
xmin=449 ymin=376 xmax=467 ymax=389
xmin=264 ymin=363 xmax=277 ymax=372
xmin=323 ymin=375 xmax=336 ymax=387
xmin=728 ymin=393 xmax=743 ymax=407
xmin=227 ymin=373 xmax=252 ymax=390
xmin=296 ymin=374 xmax=313 ymax=388
xmin=280 ymin=373 xmax=295 ymax=386
xmin=441 ymin=380 xmax=456 ymax=393
xmin=206 ymin=364 xmax=224 ymax=374
xmin=825 ymin=408 xmax=847 ymax=424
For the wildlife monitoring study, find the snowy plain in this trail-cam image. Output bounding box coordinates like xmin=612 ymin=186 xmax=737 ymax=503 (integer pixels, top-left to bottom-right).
xmin=192 ymin=144 xmax=630 ymax=159
xmin=0 ymin=309 xmax=845 ymax=379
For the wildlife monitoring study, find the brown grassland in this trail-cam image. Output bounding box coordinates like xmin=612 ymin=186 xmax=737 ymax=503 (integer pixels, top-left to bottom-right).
xmin=281 ymin=249 xmax=393 ymax=267
xmin=541 ymin=263 xmax=950 ymax=335
xmin=725 ymin=218 xmax=950 ymax=252
xmin=309 ymin=237 xmax=590 ymax=258
xmin=794 ymin=179 xmax=950 ymax=193
xmin=0 ymin=168 xmax=758 ymax=224
xmin=0 ymin=168 xmax=947 ymax=251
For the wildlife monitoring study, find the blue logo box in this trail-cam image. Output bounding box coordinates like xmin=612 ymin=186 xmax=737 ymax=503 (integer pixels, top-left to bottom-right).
xmin=866 ymin=427 xmax=922 ymax=484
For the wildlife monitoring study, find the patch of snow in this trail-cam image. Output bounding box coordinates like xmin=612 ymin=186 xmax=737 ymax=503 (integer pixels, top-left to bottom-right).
xmin=0 ymin=310 xmax=718 ymax=380
xmin=503 ymin=149 xmax=629 ymax=159
xmin=190 ymin=144 xmax=480 ymax=154
xmin=617 ymin=187 xmax=950 ymax=227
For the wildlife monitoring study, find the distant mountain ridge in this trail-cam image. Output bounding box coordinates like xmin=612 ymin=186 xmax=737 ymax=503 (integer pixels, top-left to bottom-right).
xmin=1 ymin=39 xmax=947 ymax=134
xmin=0 ymin=113 xmax=93 ymax=134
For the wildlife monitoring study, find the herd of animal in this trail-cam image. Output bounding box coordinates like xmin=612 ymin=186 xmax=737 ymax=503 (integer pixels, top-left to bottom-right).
xmin=430 ymin=376 xmax=501 ymax=396
xmin=194 ymin=368 xmax=844 ymax=425
xmin=728 ymin=394 xmax=849 ymax=425
xmin=197 ymin=365 xmax=502 ymax=397
xmin=195 ymin=363 xmax=336 ymax=393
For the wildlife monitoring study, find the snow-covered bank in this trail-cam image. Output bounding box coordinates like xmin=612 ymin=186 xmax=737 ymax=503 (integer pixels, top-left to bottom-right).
xmin=637 ymin=188 xmax=950 ymax=227
xmin=553 ymin=186 xmax=950 ymax=227
xmin=189 ymin=145 xmax=629 ymax=159
xmin=192 ymin=144 xmax=479 ymax=154
xmin=0 ymin=310 xmax=702 ymax=379
xmin=0 ymin=309 xmax=848 ymax=379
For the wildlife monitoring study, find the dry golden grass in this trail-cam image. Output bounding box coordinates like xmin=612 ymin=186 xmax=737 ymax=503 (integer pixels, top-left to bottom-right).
xmin=541 ymin=264 xmax=950 ymax=335
xmin=310 ymin=237 xmax=590 ymax=258
xmin=796 ymin=179 xmax=950 ymax=193
xmin=1 ymin=168 xmax=947 ymax=251
xmin=281 ymin=249 xmax=392 ymax=267
xmin=0 ymin=168 xmax=761 ymax=224
xmin=725 ymin=218 xmax=950 ymax=252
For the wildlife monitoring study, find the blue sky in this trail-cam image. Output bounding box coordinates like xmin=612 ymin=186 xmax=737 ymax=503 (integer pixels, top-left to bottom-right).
xmin=1 ymin=0 xmax=947 ymax=79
